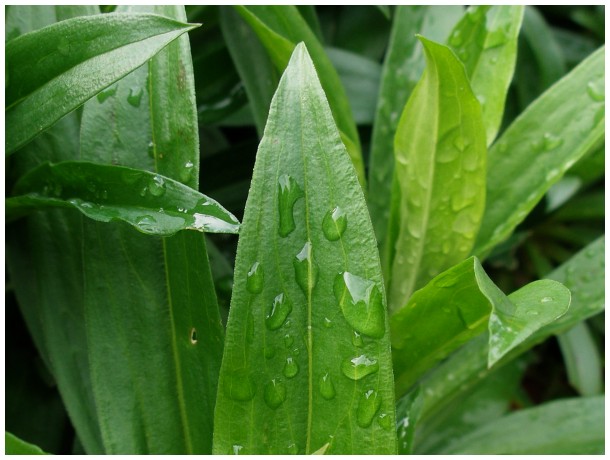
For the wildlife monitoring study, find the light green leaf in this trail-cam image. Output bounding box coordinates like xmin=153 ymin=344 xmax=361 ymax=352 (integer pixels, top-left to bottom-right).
xmin=234 ymin=6 xmax=365 ymax=187
xmin=368 ymin=5 xmax=463 ymax=247
xmin=386 ymin=36 xmax=487 ymax=312
xmin=391 ymin=257 xmax=569 ymax=395
xmin=5 ymin=432 xmax=48 ymax=455
xmin=219 ymin=7 xmax=279 ymax=137
xmin=6 ymin=13 xmax=197 ymax=154
xmin=8 ymin=161 xmax=240 ymax=236
xmin=473 ymin=45 xmax=604 ymax=257
xmin=447 ymin=6 xmax=524 ymax=145
xmin=557 ymin=322 xmax=602 ymax=396
xmin=213 ymin=43 xmax=396 ymax=455
xmin=415 ymin=237 xmax=604 ymax=425
xmin=78 ymin=5 xmax=225 ymax=453
xmin=441 ymin=396 xmax=604 ymax=454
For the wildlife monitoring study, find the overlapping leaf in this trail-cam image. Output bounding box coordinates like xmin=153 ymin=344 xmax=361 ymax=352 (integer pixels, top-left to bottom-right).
xmin=6 ymin=13 xmax=198 ymax=155
xmin=386 ymin=36 xmax=487 ymax=312
xmin=5 ymin=432 xmax=47 ymax=455
xmin=213 ymin=44 xmax=396 ymax=455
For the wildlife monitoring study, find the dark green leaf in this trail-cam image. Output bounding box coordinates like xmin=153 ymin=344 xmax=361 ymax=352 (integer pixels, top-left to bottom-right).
xmin=391 ymin=257 xmax=569 ymax=395
xmin=213 ymin=44 xmax=396 ymax=454
xmin=234 ymin=6 xmax=365 ymax=186
xmin=6 ymin=13 xmax=197 ymax=154
xmin=9 ymin=161 xmax=240 ymax=236
xmin=441 ymin=396 xmax=604 ymax=454
xmin=368 ymin=5 xmax=462 ymax=246
xmin=473 ymin=45 xmax=604 ymax=258
xmin=386 ymin=36 xmax=487 ymax=312
xmin=5 ymin=432 xmax=48 ymax=455
xmin=395 ymin=386 xmax=424 ymax=454
xmin=447 ymin=6 xmax=524 ymax=145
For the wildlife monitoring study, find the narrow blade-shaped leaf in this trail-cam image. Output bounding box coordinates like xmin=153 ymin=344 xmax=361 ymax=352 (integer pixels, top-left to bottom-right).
xmin=213 ymin=44 xmax=396 ymax=455
xmin=8 ymin=161 xmax=240 ymax=236
xmin=368 ymin=6 xmax=463 ymax=246
xmin=78 ymin=5 xmax=225 ymax=453
xmin=234 ymin=6 xmax=365 ymax=187
xmin=473 ymin=45 xmax=604 ymax=258
xmin=447 ymin=6 xmax=524 ymax=145
xmin=387 ymin=36 xmax=487 ymax=312
xmin=391 ymin=257 xmax=569 ymax=395
xmin=557 ymin=322 xmax=602 ymax=396
xmin=5 ymin=432 xmax=47 ymax=455
xmin=6 ymin=13 xmax=197 ymax=154
xmin=441 ymin=396 xmax=604 ymax=454
xmin=415 ymin=237 xmax=604 ymax=424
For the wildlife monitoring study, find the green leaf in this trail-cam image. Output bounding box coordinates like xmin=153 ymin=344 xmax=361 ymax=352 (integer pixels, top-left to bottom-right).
xmin=391 ymin=257 xmax=569 ymax=395
xmin=219 ymin=7 xmax=279 ymax=136
xmin=5 ymin=5 xmax=100 ymax=41
xmin=5 ymin=13 xmax=198 ymax=155
xmin=368 ymin=5 xmax=463 ymax=247
xmin=8 ymin=161 xmax=240 ymax=236
xmin=473 ymin=45 xmax=604 ymax=257
xmin=557 ymin=322 xmax=602 ymax=396
xmin=76 ymin=5 xmax=226 ymax=453
xmin=415 ymin=237 xmax=604 ymax=425
xmin=234 ymin=6 xmax=365 ymax=187
xmin=213 ymin=43 xmax=396 ymax=455
xmin=386 ymin=36 xmax=487 ymax=312
xmin=395 ymin=386 xmax=424 ymax=454
xmin=447 ymin=6 xmax=524 ymax=145
xmin=441 ymin=396 xmax=604 ymax=454
xmin=5 ymin=432 xmax=48 ymax=455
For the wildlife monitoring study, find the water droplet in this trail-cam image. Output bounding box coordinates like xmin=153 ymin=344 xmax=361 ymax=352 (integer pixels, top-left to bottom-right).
xmin=148 ymin=141 xmax=155 ymax=158
xmin=229 ymin=445 xmax=243 ymax=455
xmin=324 ymin=317 xmax=332 ymax=328
xmin=530 ymin=138 xmax=544 ymax=152
xmin=283 ymin=333 xmax=294 ymax=348
xmin=587 ymin=81 xmax=605 ymax=102
xmin=127 ymin=87 xmax=143 ymax=108
xmin=356 ymin=389 xmax=382 ymax=428
xmin=97 ymin=85 xmax=118 ymax=103
xmin=546 ymin=169 xmax=560 ymax=181
xmin=287 ymin=443 xmax=298 ymax=455
xmin=341 ymin=354 xmax=379 ymax=380
xmin=224 ymin=369 xmax=256 ymax=401
xmin=180 ymin=161 xmax=195 ymax=183
xmin=136 ymin=215 xmax=160 ymax=233
xmin=527 ymin=310 xmax=540 ymax=316
xmin=458 ymin=49 xmax=470 ymax=61
xmin=540 ymin=296 xmax=553 ymax=303
xmin=278 ymin=174 xmax=303 ymax=237
xmin=450 ymin=30 xmax=463 ymax=47
xmin=319 ymin=372 xmax=336 ymax=400
xmin=190 ymin=328 xmax=197 ymax=344
xmin=322 ymin=206 xmax=347 ymax=241
xmin=352 ymin=330 xmax=364 ymax=347
xmin=283 ymin=357 xmax=299 ymax=378
xmin=264 ymin=346 xmax=275 ymax=359
xmin=542 ymin=133 xmax=563 ymax=151
xmin=263 ymin=378 xmax=286 ymax=409
xmin=293 ymin=241 xmax=319 ymax=296
xmin=148 ymin=175 xmax=166 ymax=197
xmin=334 ymin=272 xmax=385 ymax=338
xmin=453 ymin=135 xmax=466 ymax=152
xmin=265 ymin=293 xmax=292 ymax=331
xmin=377 ymin=412 xmax=392 ymax=431
xmin=246 ymin=262 xmax=263 ymax=294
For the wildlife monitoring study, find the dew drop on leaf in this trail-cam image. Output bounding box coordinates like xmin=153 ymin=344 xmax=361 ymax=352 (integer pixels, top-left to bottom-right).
xmin=263 ymin=378 xmax=286 ymax=409
xmin=180 ymin=160 xmax=195 ymax=183
xmin=334 ymin=272 xmax=385 ymax=338
xmin=356 ymin=389 xmax=382 ymax=428
xmin=265 ymin=293 xmax=292 ymax=331
xmin=148 ymin=175 xmax=166 ymax=197
xmin=135 ymin=215 xmax=159 ymax=233
xmin=352 ymin=330 xmax=364 ymax=347
xmin=587 ymin=81 xmax=605 ymax=102
xmin=293 ymin=241 xmax=319 ymax=295
xmin=341 ymin=354 xmax=379 ymax=380
xmin=246 ymin=262 xmax=264 ymax=294
xmin=319 ymin=372 xmax=336 ymax=400
xmin=277 ymin=174 xmax=303 ymax=237
xmin=542 ymin=133 xmax=563 ymax=151
xmin=322 ymin=206 xmax=347 ymax=241
xmin=287 ymin=443 xmax=298 ymax=455
xmin=377 ymin=412 xmax=392 ymax=431
xmin=127 ymin=87 xmax=143 ymax=108
xmin=224 ymin=369 xmax=256 ymax=402
xmin=540 ymin=296 xmax=553 ymax=303
xmin=283 ymin=357 xmax=299 ymax=378
xmin=449 ymin=30 xmax=463 ymax=47
xmin=283 ymin=332 xmax=294 ymax=348
xmin=97 ymin=84 xmax=118 ymax=103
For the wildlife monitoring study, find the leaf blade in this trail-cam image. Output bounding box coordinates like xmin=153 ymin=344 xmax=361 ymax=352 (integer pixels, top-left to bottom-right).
xmin=213 ymin=43 xmax=396 ymax=455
